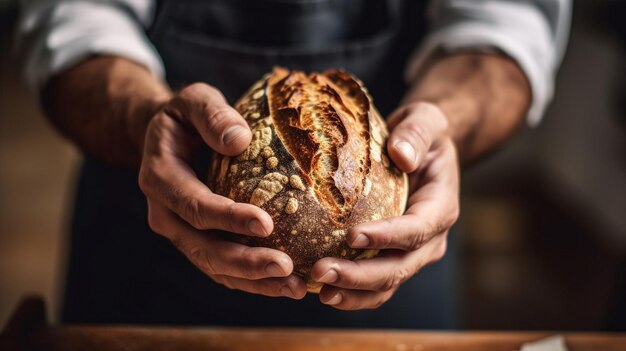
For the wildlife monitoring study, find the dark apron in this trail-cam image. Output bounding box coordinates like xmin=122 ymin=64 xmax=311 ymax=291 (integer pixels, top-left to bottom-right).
xmin=61 ymin=0 xmax=459 ymax=328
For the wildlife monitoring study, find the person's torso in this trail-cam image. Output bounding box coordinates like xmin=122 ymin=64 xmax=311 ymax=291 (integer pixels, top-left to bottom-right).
xmin=62 ymin=0 xmax=461 ymax=329
xmin=149 ymin=0 xmax=428 ymax=114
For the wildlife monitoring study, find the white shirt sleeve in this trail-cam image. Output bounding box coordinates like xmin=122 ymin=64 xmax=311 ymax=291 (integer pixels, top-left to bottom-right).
xmin=405 ymin=0 xmax=572 ymax=125
xmin=17 ymin=0 xmax=163 ymax=92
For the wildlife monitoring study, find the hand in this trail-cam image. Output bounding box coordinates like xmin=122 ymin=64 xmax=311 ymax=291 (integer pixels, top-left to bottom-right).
xmin=310 ymin=102 xmax=460 ymax=310
xmin=138 ymin=83 xmax=307 ymax=299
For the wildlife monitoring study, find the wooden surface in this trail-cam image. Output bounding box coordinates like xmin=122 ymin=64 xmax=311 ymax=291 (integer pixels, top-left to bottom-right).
xmin=1 ymin=298 xmax=625 ymax=351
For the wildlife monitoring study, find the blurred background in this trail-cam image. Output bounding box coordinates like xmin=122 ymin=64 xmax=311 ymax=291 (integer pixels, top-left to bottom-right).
xmin=1 ymin=0 xmax=625 ymax=331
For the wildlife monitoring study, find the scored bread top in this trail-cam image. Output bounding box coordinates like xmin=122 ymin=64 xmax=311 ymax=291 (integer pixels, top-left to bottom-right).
xmin=210 ymin=67 xmax=408 ymax=291
xmin=268 ymin=69 xmax=371 ymax=224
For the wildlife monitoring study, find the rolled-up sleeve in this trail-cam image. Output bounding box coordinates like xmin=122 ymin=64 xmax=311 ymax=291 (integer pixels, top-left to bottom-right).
xmin=405 ymin=0 xmax=572 ymax=125
xmin=17 ymin=0 xmax=163 ymax=92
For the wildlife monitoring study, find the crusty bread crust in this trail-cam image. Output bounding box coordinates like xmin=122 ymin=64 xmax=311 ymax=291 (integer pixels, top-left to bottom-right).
xmin=210 ymin=67 xmax=408 ymax=293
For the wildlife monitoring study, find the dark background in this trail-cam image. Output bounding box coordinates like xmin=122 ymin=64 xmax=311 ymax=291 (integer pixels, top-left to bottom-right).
xmin=1 ymin=0 xmax=625 ymax=330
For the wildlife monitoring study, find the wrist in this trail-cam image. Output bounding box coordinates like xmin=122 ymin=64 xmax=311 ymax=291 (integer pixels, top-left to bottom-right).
xmin=99 ymin=56 xmax=172 ymax=166
xmin=402 ymin=52 xmax=530 ymax=164
xmin=42 ymin=56 xmax=174 ymax=167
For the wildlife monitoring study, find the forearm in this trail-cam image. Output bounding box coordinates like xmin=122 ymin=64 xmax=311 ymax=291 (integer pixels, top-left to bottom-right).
xmin=404 ymin=52 xmax=531 ymax=165
xmin=42 ymin=56 xmax=172 ymax=167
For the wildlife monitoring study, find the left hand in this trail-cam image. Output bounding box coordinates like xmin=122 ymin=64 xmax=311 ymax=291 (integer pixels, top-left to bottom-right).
xmin=310 ymin=102 xmax=460 ymax=310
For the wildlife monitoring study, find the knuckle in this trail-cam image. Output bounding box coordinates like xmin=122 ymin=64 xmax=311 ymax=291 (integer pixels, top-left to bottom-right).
xmin=238 ymin=265 xmax=256 ymax=280
xmin=407 ymin=230 xmax=426 ymax=251
xmin=380 ymin=275 xmax=396 ymax=292
xmin=237 ymin=249 xmax=263 ymax=279
xmin=222 ymin=202 xmax=240 ymax=232
xmin=415 ymin=101 xmax=446 ymax=120
xmin=147 ymin=210 xmax=165 ymax=235
xmin=148 ymin=115 xmax=180 ymax=150
xmin=199 ymin=83 xmax=220 ymax=96
xmin=137 ymin=168 xmax=152 ymax=194
xmin=404 ymin=122 xmax=431 ymax=154
xmin=379 ymin=235 xmax=393 ymax=250
xmin=167 ymin=95 xmax=186 ymax=115
xmin=138 ymin=165 xmax=164 ymax=199
xmin=212 ymin=275 xmax=230 ymax=288
xmin=443 ymin=137 xmax=456 ymax=153
xmin=404 ymin=101 xmax=421 ymax=114
xmin=152 ymin=112 xmax=171 ymax=127
xmin=176 ymin=83 xmax=224 ymax=120
xmin=268 ymin=281 xmax=286 ymax=296
xmin=444 ymin=209 xmax=460 ymax=231
xmin=189 ymin=245 xmax=218 ymax=276
xmin=372 ymin=297 xmax=386 ymax=309
xmin=180 ymin=196 xmax=205 ymax=230
xmin=433 ymin=238 xmax=448 ymax=262
xmin=435 ymin=210 xmax=458 ymax=235
xmin=376 ymin=219 xmax=395 ymax=249
xmin=181 ymin=82 xmax=211 ymax=97
xmin=348 ymin=277 xmax=361 ymax=290
xmin=451 ymin=205 xmax=461 ymax=223
xmin=379 ymin=268 xmax=409 ymax=292
xmin=337 ymin=294 xmax=356 ymax=310
xmin=408 ymin=102 xmax=449 ymax=137
xmin=341 ymin=270 xmax=362 ymax=290
xmin=204 ymin=107 xmax=233 ymax=132
xmin=395 ymin=268 xmax=410 ymax=285
xmin=137 ymin=159 xmax=164 ymax=195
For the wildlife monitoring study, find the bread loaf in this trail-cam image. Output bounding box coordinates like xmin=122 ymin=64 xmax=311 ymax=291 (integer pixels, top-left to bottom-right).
xmin=209 ymin=67 xmax=408 ymax=293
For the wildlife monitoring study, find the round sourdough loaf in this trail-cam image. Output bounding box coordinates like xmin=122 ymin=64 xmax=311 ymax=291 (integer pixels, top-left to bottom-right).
xmin=209 ymin=67 xmax=408 ymax=293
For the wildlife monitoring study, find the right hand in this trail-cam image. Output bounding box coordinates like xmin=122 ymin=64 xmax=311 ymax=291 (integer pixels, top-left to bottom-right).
xmin=138 ymin=83 xmax=307 ymax=299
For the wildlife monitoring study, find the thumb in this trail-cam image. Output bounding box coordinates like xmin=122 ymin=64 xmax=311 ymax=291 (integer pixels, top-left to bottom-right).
xmin=386 ymin=102 xmax=449 ymax=173
xmin=167 ymin=83 xmax=252 ymax=156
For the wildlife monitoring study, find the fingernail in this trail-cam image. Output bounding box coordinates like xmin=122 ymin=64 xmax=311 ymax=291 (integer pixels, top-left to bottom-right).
xmin=265 ymin=262 xmax=286 ymax=277
xmin=351 ymin=234 xmax=370 ymax=248
xmin=325 ymin=292 xmax=343 ymax=305
xmin=222 ymin=125 xmax=248 ymax=146
xmin=394 ymin=141 xmax=417 ymax=164
xmin=280 ymin=285 xmax=296 ymax=298
xmin=317 ymin=269 xmax=338 ymax=283
xmin=248 ymin=218 xmax=268 ymax=236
